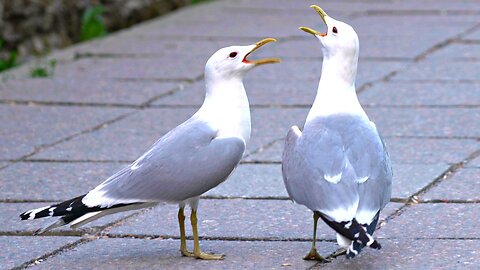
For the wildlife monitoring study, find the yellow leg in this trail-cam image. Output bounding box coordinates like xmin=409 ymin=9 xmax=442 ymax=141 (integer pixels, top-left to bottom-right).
xmin=178 ymin=207 xmax=193 ymax=257
xmin=190 ymin=209 xmax=224 ymax=260
xmin=303 ymin=212 xmax=329 ymax=262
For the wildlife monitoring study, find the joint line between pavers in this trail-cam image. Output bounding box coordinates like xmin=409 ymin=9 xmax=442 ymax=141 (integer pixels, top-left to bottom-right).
xmin=378 ymin=148 xmax=480 ymax=229
xmin=11 ymin=237 xmax=93 ymax=270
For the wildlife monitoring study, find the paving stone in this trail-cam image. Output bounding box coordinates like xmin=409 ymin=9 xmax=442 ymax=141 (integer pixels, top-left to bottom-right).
xmin=247 ymin=137 xmax=480 ymax=166
xmin=392 ymin=60 xmax=480 ymax=82
xmin=427 ymin=42 xmax=480 ymax=60
xmin=0 ymin=162 xmax=127 ymax=201
xmin=54 ymin=57 xmax=205 ymax=81
xmin=31 ymin=108 xmax=308 ymax=161
xmin=0 ymin=78 xmax=178 ymax=106
xmin=365 ymin=107 xmax=480 ymax=138
xmin=360 ymin=81 xmax=480 ymax=106
xmin=377 ymin=203 xmax=480 ymax=239
xmin=109 ymin=199 xmax=401 ymax=241
xmin=0 ymin=235 xmax=79 ymax=270
xmin=465 ymin=29 xmax=480 ymax=40
xmin=1 ymin=203 xmax=133 ymax=234
xmin=422 ymin=168 xmax=480 ymax=201
xmin=206 ymin=164 xmax=288 ymax=198
xmin=30 ymin=108 xmax=195 ymax=162
xmin=321 ymin=239 xmax=480 ymax=270
xmin=31 ymin=238 xmax=330 ymax=270
xmin=468 ymin=156 xmax=480 ymax=168
xmin=0 ymin=104 xmax=131 ymax=160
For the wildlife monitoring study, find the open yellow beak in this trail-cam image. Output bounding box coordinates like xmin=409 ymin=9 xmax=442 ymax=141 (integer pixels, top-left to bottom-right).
xmin=243 ymin=38 xmax=281 ymax=65
xmin=299 ymin=5 xmax=329 ymax=37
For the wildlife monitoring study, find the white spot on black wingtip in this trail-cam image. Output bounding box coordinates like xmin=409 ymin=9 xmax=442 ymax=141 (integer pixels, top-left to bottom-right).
xmin=66 ymin=207 xmax=72 ymax=211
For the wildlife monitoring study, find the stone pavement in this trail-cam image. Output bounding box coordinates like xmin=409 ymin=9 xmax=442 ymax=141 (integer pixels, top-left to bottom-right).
xmin=1 ymin=0 xmax=480 ymax=269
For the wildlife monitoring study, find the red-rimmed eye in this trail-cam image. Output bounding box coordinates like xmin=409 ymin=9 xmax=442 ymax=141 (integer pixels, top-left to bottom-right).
xmin=332 ymin=26 xmax=338 ymax=34
xmin=229 ymin=52 xmax=238 ymax=58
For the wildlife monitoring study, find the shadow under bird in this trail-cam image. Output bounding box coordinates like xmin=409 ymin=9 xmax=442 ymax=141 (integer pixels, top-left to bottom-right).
xmin=20 ymin=39 xmax=280 ymax=260
xmin=282 ymin=5 xmax=392 ymax=260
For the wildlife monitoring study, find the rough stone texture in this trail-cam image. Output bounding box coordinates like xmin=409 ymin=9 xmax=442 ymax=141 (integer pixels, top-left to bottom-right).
xmin=391 ymin=61 xmax=480 ymax=82
xmin=0 ymin=162 xmax=127 ymax=201
xmin=247 ymin=138 xmax=480 ymax=166
xmin=0 ymin=236 xmax=79 ymax=270
xmin=30 ymin=238 xmax=330 ymax=270
xmin=0 ymin=78 xmax=178 ymax=105
xmin=365 ymin=107 xmax=480 ymax=138
xmin=377 ymin=203 xmax=480 ymax=239
xmin=427 ymin=42 xmax=480 ymax=60
xmin=205 ymin=164 xmax=289 ymax=198
xmin=422 ymin=168 xmax=480 ymax=201
xmin=0 ymin=0 xmax=190 ymax=60
xmin=321 ymin=239 xmax=480 ymax=270
xmin=360 ymin=82 xmax=480 ymax=106
xmin=0 ymin=104 xmax=131 ymax=160
xmin=1 ymin=203 xmax=132 ymax=234
xmin=468 ymin=156 xmax=480 ymax=168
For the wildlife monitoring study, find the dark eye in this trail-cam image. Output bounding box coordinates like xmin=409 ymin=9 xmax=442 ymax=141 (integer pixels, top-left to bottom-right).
xmin=332 ymin=26 xmax=338 ymax=34
xmin=229 ymin=52 xmax=238 ymax=58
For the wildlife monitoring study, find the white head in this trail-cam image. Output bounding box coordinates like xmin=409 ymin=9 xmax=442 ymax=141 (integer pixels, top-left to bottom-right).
xmin=300 ymin=5 xmax=359 ymax=84
xmin=205 ymin=38 xmax=280 ymax=81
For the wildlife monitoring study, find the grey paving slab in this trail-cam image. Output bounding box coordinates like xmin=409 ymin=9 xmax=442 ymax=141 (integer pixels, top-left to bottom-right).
xmin=465 ymin=29 xmax=480 ymax=40
xmin=0 ymin=104 xmax=131 ymax=160
xmin=377 ymin=203 xmax=480 ymax=239
xmin=0 ymin=78 xmax=178 ymax=105
xmin=0 ymin=235 xmax=79 ymax=270
xmin=427 ymin=42 xmax=480 ymax=60
xmin=247 ymin=137 xmax=480 ymax=166
xmin=321 ymin=239 xmax=479 ymax=270
xmin=422 ymin=168 xmax=480 ymax=201
xmin=31 ymin=108 xmax=308 ymax=161
xmin=392 ymin=60 xmax=480 ymax=82
xmin=0 ymin=162 xmax=127 ymax=201
xmin=2 ymin=202 xmax=133 ymax=234
xmin=31 ymin=238 xmax=329 ymax=270
xmin=30 ymin=108 xmax=195 ymax=161
xmin=468 ymin=156 xmax=480 ymax=168
xmin=109 ymin=199 xmax=402 ymax=241
xmin=206 ymin=164 xmax=288 ymax=198
xmin=360 ymin=81 xmax=480 ymax=106
xmin=365 ymin=107 xmax=480 ymax=138
xmin=53 ymin=57 xmax=204 ymax=81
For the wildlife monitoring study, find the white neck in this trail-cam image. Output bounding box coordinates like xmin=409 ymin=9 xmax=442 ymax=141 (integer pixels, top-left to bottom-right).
xmin=306 ymin=49 xmax=366 ymax=124
xmin=195 ymin=75 xmax=251 ymax=145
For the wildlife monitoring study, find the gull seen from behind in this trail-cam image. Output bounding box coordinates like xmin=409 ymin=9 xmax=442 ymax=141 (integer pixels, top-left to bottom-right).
xmin=282 ymin=5 xmax=392 ymax=260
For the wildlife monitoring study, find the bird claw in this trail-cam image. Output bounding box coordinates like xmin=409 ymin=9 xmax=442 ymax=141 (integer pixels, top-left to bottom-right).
xmin=194 ymin=251 xmax=225 ymax=260
xmin=303 ymin=247 xmax=330 ymax=262
xmin=180 ymin=249 xmax=194 ymax=257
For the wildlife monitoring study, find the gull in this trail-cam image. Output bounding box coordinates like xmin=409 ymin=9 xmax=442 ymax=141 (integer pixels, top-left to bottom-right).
xmin=282 ymin=5 xmax=392 ymax=260
xmin=20 ymin=38 xmax=280 ymax=260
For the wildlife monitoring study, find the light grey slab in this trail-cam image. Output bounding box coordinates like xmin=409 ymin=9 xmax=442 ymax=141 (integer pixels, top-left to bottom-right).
xmin=422 ymin=168 xmax=480 ymax=201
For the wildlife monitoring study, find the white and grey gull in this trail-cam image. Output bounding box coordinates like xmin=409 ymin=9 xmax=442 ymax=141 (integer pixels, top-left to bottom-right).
xmin=20 ymin=38 xmax=280 ymax=260
xmin=282 ymin=5 xmax=392 ymax=260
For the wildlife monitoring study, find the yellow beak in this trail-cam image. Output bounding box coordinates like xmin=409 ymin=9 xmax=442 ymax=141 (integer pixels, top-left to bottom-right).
xmin=243 ymin=38 xmax=281 ymax=65
xmin=299 ymin=5 xmax=329 ymax=37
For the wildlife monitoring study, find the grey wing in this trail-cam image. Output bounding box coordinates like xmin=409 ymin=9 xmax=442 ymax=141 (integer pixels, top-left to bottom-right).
xmin=354 ymin=122 xmax=392 ymax=225
xmin=282 ymin=118 xmax=392 ymax=225
xmin=282 ymin=125 xmax=360 ymax=222
xmin=82 ymin=120 xmax=245 ymax=208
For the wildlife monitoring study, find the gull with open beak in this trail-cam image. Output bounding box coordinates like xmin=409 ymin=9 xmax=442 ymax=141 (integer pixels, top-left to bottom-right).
xmin=20 ymin=39 xmax=280 ymax=260
xmin=282 ymin=5 xmax=392 ymax=260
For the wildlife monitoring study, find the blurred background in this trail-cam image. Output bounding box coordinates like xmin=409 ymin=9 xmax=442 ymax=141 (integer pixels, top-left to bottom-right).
xmin=0 ymin=0 xmax=200 ymax=70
